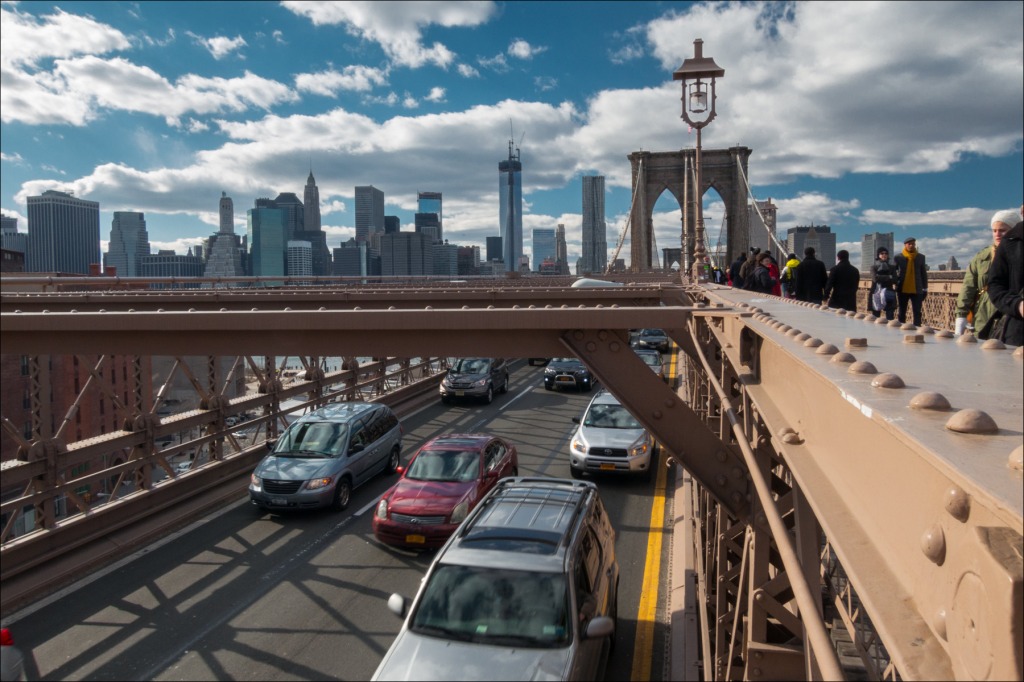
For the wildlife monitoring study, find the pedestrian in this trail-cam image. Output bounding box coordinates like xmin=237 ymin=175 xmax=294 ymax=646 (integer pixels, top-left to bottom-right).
xmin=954 ymin=209 xmax=1021 ymax=338
xmin=738 ymin=248 xmax=760 ymax=289
xmin=748 ymin=252 xmax=774 ymax=293
xmin=793 ymin=246 xmax=828 ymax=304
xmin=986 ymin=205 xmax=1024 ymax=346
xmin=729 ymin=253 xmax=746 ymax=288
xmin=765 ymin=253 xmax=782 ymax=296
xmin=824 ymin=250 xmax=860 ymax=312
xmin=869 ymin=246 xmax=898 ymax=320
xmin=893 ymin=237 xmax=928 ymax=325
xmin=780 ymin=252 xmax=800 ymax=298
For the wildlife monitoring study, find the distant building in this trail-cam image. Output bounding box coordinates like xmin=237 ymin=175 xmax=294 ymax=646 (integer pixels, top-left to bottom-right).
xmin=219 ymin=191 xmax=234 ymax=233
xmin=26 ymin=189 xmax=100 ymax=274
xmin=415 ymin=213 xmax=441 ymax=243
xmin=274 ymin=192 xmax=305 ymax=239
xmin=786 ymin=225 xmax=836 ymax=266
xmin=486 ymin=236 xmax=503 ymax=263
xmin=532 ymin=228 xmax=556 ymax=272
xmin=433 ymin=242 xmax=458 ymax=276
xmin=303 ymin=170 xmax=321 ymax=232
xmin=1 ymin=215 xmax=28 ymax=257
xmin=384 ymin=215 xmax=401 ymax=234
xmin=141 ymin=248 xmax=203 ymax=286
xmin=380 ymin=232 xmax=433 ymax=276
xmin=287 ymin=240 xmax=313 ymax=281
xmin=581 ymin=176 xmax=607 ymax=273
xmin=104 ymin=211 xmax=150 ymax=277
xmin=204 ymin=192 xmax=246 ymax=280
xmin=457 ymin=246 xmax=479 ymax=276
xmin=748 ymin=199 xmax=779 ymax=259
xmin=355 ymin=186 xmax=385 ymax=243
xmin=945 ymin=255 xmax=960 ymax=271
xmin=1 ymin=248 xmax=25 ymax=272
xmin=417 ymin=191 xmax=443 ymax=242
xmin=499 ymin=141 xmax=523 ymax=271
xmin=248 ymin=198 xmax=287 ymax=277
xmin=333 ymin=239 xmax=365 ymax=277
xmin=861 ymin=232 xmax=894 ymax=271
xmin=556 ymin=223 xmax=569 ymax=275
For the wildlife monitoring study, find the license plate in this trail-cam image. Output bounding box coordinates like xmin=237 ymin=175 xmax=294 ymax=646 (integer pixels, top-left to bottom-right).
xmin=271 ymin=497 xmax=287 ymax=506
xmin=406 ymin=534 xmax=426 ymax=544
xmin=455 ymin=390 xmax=465 ymax=397
xmin=600 ymin=463 xmax=616 ymax=471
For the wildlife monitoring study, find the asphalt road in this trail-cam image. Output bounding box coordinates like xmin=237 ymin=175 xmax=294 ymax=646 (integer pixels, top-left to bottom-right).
xmin=5 ymin=361 xmax=674 ymax=681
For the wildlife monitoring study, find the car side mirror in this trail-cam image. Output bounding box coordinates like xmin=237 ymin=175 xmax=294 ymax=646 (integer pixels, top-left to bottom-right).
xmin=585 ymin=616 xmax=615 ymax=640
xmin=349 ymin=442 xmax=364 ymax=455
xmin=387 ymin=593 xmax=409 ymax=618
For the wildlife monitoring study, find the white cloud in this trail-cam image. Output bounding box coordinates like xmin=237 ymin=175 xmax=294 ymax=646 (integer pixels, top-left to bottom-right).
xmin=186 ymin=32 xmax=247 ymax=60
xmin=508 ymin=39 xmax=545 ymax=60
xmin=281 ymin=0 xmax=497 ymax=68
xmin=534 ymin=76 xmax=557 ymax=92
xmin=0 ymin=4 xmax=131 ymax=67
xmin=859 ymin=208 xmax=992 ymax=228
xmin=425 ymin=87 xmax=446 ymax=103
xmin=295 ymin=65 xmax=390 ymax=96
xmin=477 ymin=53 xmax=509 ymax=72
xmin=457 ymin=63 xmax=480 ymax=78
xmin=402 ymin=93 xmax=419 ymax=109
xmin=1 ymin=151 xmax=26 ymax=164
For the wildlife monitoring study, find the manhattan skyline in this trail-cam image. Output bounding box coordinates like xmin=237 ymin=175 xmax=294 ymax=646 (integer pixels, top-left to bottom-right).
xmin=1 ymin=1 xmax=1022 ymax=271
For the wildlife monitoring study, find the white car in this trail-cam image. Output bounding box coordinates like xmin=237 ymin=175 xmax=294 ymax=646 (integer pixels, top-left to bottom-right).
xmin=569 ymin=390 xmax=656 ymax=480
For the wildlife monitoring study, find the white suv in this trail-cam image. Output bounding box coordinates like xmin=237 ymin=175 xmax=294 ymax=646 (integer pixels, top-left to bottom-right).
xmin=569 ymin=390 xmax=655 ymax=480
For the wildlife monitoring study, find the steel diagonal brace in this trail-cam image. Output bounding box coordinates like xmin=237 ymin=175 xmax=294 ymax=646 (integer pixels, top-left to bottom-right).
xmin=559 ymin=325 xmax=750 ymax=520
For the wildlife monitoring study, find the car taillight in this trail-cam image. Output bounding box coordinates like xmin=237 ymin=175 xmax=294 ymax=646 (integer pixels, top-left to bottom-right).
xmin=0 ymin=628 xmax=13 ymax=646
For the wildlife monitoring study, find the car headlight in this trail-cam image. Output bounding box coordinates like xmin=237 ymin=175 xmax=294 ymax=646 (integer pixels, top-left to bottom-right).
xmin=443 ymin=376 xmax=454 ymax=386
xmin=376 ymin=498 xmax=388 ymax=519
xmin=544 ymin=368 xmax=555 ymax=375
xmin=451 ymin=501 xmax=469 ymax=524
xmin=306 ymin=477 xmax=333 ymax=490
xmin=571 ymin=435 xmax=587 ymax=454
xmin=250 ymin=473 xmax=261 ymax=491
xmin=629 ymin=437 xmax=652 ymax=458
xmin=473 ymin=378 xmax=488 ymax=387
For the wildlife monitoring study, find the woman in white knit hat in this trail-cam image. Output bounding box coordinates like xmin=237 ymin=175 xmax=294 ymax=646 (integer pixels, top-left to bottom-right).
xmin=954 ymin=208 xmax=1022 ymax=337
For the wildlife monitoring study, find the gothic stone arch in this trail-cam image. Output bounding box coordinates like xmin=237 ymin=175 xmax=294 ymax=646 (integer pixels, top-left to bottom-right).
xmin=627 ymin=146 xmax=752 ymax=272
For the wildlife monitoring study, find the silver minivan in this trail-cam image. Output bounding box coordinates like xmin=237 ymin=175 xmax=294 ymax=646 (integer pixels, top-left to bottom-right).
xmin=249 ymin=401 xmax=402 ymax=512
xmin=568 ymin=390 xmax=655 ymax=479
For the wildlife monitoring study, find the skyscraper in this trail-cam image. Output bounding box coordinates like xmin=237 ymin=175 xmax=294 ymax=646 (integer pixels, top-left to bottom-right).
xmin=248 ymin=198 xmax=287 ymax=277
xmin=499 ymin=141 xmax=523 ymax=271
xmin=219 ymin=191 xmax=234 ymax=233
xmin=104 ymin=211 xmax=150 ymax=277
xmin=748 ymin=199 xmax=779 ymax=259
xmin=1 ymin=215 xmax=28 ymax=257
xmin=26 ymin=189 xmax=100 ymax=274
xmin=556 ymin=223 xmax=568 ymax=275
xmin=287 ymin=240 xmax=313 ymax=281
xmin=532 ymin=228 xmax=556 ymax=272
xmin=303 ymin=170 xmax=321 ymax=232
xmin=355 ymin=185 xmax=385 ymax=243
xmin=417 ymin=191 xmax=442 ymax=242
xmin=861 ymin=232 xmax=894 ymax=271
xmin=380 ymin=232 xmax=433 ymax=276
xmin=786 ymin=225 xmax=837 ymax=266
xmin=581 ymin=176 xmax=607 ymax=274
xmin=486 ymin=236 xmax=503 ymax=263
xmin=274 ymin=192 xmax=304 ymax=239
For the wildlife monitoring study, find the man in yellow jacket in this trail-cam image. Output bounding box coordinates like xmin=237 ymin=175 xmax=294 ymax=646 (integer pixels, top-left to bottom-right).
xmin=894 ymin=237 xmax=928 ymax=326
xmin=955 ymin=209 xmax=1021 ymax=337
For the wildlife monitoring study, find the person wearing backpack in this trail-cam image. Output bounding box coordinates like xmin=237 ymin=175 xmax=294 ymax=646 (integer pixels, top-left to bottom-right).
xmin=780 ymin=253 xmax=800 ymax=298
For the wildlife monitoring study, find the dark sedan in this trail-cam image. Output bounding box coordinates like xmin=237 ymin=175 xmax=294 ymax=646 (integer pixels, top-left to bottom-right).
xmin=635 ymin=328 xmax=670 ymax=352
xmin=543 ymin=357 xmax=594 ymax=392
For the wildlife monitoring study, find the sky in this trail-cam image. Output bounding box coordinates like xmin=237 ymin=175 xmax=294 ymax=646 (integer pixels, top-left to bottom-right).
xmin=1 ymin=0 xmax=1022 ymax=272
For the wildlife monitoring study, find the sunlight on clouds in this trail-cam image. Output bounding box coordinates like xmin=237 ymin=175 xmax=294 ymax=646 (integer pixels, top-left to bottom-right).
xmin=0 ymin=4 xmax=130 ymax=67
xmin=457 ymin=64 xmax=480 ymax=78
xmin=185 ymin=32 xmax=247 ymax=60
xmin=860 ymin=208 xmax=992 ymax=228
xmin=508 ymin=39 xmax=545 ymax=60
xmin=295 ymin=65 xmax=390 ymax=96
xmin=425 ymin=87 xmax=446 ymax=103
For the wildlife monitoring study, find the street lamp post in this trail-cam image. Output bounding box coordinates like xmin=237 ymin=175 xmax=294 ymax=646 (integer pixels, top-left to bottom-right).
xmin=673 ymin=39 xmax=724 ymax=282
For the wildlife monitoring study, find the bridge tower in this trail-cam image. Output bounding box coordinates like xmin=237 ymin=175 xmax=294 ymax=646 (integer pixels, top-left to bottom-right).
xmin=628 ymin=146 xmax=752 ymax=272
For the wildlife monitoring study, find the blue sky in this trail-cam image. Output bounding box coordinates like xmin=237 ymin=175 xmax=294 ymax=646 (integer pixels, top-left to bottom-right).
xmin=1 ymin=0 xmax=1022 ymax=271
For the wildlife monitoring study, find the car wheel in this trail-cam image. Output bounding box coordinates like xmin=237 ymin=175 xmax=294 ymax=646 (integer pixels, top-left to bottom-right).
xmin=386 ymin=446 xmax=400 ymax=475
xmin=483 ymin=385 xmax=494 ymax=404
xmin=332 ymin=477 xmax=352 ymax=511
xmin=500 ymin=373 xmax=509 ymax=394
xmin=570 ymin=466 xmax=582 ymax=479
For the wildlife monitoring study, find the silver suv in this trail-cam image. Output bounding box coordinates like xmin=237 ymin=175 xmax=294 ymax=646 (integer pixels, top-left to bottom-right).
xmin=440 ymin=357 xmax=510 ymax=405
xmin=249 ymin=401 xmax=402 ymax=512
xmin=373 ymin=478 xmax=619 ymax=681
xmin=569 ymin=390 xmax=655 ymax=479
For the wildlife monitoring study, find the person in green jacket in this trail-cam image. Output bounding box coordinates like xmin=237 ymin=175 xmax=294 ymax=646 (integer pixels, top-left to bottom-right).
xmin=955 ymin=209 xmax=1021 ymax=337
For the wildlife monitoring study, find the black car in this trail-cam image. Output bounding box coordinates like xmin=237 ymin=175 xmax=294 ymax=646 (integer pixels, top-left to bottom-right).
xmin=543 ymin=357 xmax=594 ymax=392
xmin=635 ymin=328 xmax=669 ymax=352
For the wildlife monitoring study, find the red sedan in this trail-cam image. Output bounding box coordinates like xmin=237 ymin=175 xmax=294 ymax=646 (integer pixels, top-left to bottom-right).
xmin=372 ymin=434 xmax=519 ymax=549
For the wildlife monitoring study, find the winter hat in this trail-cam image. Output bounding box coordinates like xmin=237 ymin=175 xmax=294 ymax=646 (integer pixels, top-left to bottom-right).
xmin=991 ymin=209 xmax=1022 ymax=227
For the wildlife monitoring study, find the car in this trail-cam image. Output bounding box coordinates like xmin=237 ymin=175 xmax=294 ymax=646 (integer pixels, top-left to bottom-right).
xmin=568 ymin=390 xmax=656 ymax=479
xmin=0 ymin=628 xmax=25 ymax=682
xmin=373 ymin=477 xmax=619 ymax=682
xmin=543 ymin=357 xmax=593 ymax=392
xmin=440 ymin=358 xmax=509 ymax=405
xmin=372 ymin=434 xmax=519 ymax=549
xmin=634 ymin=328 xmax=670 ymax=352
xmin=248 ymin=401 xmax=402 ymax=512
xmin=634 ymin=349 xmax=666 ymax=382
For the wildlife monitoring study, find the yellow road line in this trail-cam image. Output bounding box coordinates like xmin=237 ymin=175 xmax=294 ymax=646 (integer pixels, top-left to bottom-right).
xmin=631 ymin=444 xmax=668 ymax=681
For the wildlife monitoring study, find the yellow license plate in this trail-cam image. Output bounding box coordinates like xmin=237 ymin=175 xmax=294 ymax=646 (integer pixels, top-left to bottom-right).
xmin=455 ymin=390 xmax=465 ymax=397
xmin=406 ymin=534 xmax=426 ymax=544
xmin=600 ymin=463 xmax=616 ymax=471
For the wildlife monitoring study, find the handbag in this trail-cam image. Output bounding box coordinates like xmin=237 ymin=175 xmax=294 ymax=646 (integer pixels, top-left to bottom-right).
xmin=983 ymin=313 xmax=1007 ymax=341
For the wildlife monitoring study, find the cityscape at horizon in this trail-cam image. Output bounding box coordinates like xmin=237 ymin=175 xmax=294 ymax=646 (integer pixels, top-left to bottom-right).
xmin=1 ymin=1 xmax=1022 ymax=272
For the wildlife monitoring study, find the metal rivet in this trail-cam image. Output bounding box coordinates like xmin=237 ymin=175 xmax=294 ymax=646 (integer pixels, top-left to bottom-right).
xmin=875 ymin=316 xmax=889 ymax=325
xmin=1008 ymin=446 xmax=1023 ymax=471
xmin=933 ymin=609 xmax=948 ymax=641
xmin=585 ymin=342 xmax=597 ymax=352
xmin=945 ymin=409 xmax=998 ymax=434
xmin=901 ymin=323 xmax=917 ymax=330
xmin=909 ymin=391 xmax=951 ymax=411
xmin=944 ymin=486 xmax=970 ymax=522
xmin=779 ymin=325 xmax=792 ymax=333
xmin=786 ymin=328 xmax=801 ymax=337
xmin=848 ymin=360 xmax=878 ymax=374
xmin=715 ymin=450 xmax=728 ymax=462
xmin=1014 ymin=346 xmax=1024 ymax=359
xmin=921 ymin=524 xmax=946 ymax=564
xmin=831 ymin=352 xmax=856 ymax=363
xmin=795 ymin=333 xmax=811 ymax=342
xmin=717 ymin=475 xmax=728 ymax=486
xmin=804 ymin=337 xmax=823 ymax=348
xmin=871 ymin=372 xmax=905 ymax=388
xmin=652 ymin=410 xmax=663 ymax=419
xmin=904 ymin=334 xmax=925 ymax=344
xmin=981 ymin=339 xmax=1006 ymax=350
xmin=935 ymin=330 xmax=954 ymax=339
xmin=887 ymin=319 xmax=902 ymax=328
xmin=816 ymin=343 xmax=839 ymax=355
xmin=919 ymin=326 xmax=936 ymax=334
xmin=956 ymin=333 xmax=978 ymax=344
xmin=846 ymin=338 xmax=867 ymax=348
xmin=597 ymin=330 xmax=608 ymax=340
xmin=781 ymin=431 xmax=803 ymax=444
xmin=609 ymin=341 xmax=621 ymax=352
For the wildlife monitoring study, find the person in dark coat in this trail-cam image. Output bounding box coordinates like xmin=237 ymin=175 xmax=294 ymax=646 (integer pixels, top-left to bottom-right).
xmin=729 ymin=253 xmax=747 ymax=288
xmin=987 ymin=215 xmax=1024 ymax=346
xmin=869 ymin=246 xmax=899 ymax=320
xmin=893 ymin=236 xmax=928 ymax=325
xmin=749 ymin=252 xmax=774 ymax=294
xmin=824 ymin=250 xmax=860 ymax=312
xmin=738 ymin=248 xmax=760 ymax=289
xmin=794 ymin=246 xmax=828 ymax=304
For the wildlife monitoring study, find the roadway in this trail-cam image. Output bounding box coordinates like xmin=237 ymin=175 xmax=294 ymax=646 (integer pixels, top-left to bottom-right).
xmin=2 ymin=360 xmax=677 ymax=681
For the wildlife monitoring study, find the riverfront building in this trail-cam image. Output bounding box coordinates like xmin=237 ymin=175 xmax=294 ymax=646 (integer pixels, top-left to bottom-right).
xmin=26 ymin=190 xmax=100 ymax=274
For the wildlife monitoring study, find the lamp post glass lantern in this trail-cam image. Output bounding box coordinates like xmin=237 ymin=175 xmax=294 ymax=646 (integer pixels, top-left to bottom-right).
xmin=673 ymin=39 xmax=724 ymax=280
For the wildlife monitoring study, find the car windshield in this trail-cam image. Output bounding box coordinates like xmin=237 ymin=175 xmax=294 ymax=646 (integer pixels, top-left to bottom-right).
xmin=452 ymin=358 xmax=490 ymax=374
xmin=583 ymin=403 xmax=642 ymax=429
xmin=549 ymin=358 xmax=580 ymax=367
xmin=410 ymin=565 xmax=570 ymax=648
xmin=638 ymin=354 xmax=660 ymax=368
xmin=273 ymin=421 xmax=348 ymax=457
xmin=641 ymin=329 xmax=664 ymax=337
xmin=406 ymin=449 xmax=480 ymax=482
